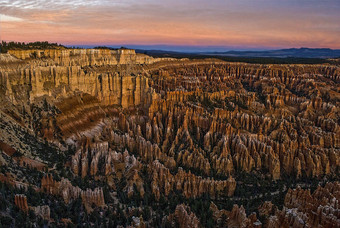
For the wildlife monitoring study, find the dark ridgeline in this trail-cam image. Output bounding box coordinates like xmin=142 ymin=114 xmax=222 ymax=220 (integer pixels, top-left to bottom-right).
xmin=0 ymin=41 xmax=66 ymax=53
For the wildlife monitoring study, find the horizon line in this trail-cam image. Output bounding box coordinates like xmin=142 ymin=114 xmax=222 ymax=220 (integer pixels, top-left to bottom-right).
xmin=2 ymin=40 xmax=340 ymax=52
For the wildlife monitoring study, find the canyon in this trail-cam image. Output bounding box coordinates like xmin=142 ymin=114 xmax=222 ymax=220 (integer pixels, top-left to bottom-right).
xmin=0 ymin=47 xmax=339 ymax=227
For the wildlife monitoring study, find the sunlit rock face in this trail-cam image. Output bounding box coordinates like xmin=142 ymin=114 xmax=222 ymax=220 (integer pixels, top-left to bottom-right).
xmin=0 ymin=48 xmax=339 ymax=227
xmin=1 ymin=49 xmax=157 ymax=108
xmin=7 ymin=48 xmax=156 ymax=66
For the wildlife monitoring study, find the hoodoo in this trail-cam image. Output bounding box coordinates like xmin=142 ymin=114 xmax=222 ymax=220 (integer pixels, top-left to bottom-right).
xmin=0 ymin=44 xmax=339 ymax=227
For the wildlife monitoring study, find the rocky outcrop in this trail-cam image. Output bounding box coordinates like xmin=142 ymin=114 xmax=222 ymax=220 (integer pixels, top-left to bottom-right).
xmin=0 ymin=53 xmax=21 ymax=63
xmin=166 ymin=204 xmax=201 ymax=228
xmin=41 ymin=175 xmax=105 ymax=212
xmin=81 ymin=188 xmax=105 ymax=213
xmin=131 ymin=216 xmax=146 ymax=228
xmin=150 ymin=160 xmax=236 ymax=200
xmin=267 ymin=182 xmax=340 ymax=227
xmin=210 ymin=202 xmax=262 ymax=228
xmin=70 ymin=140 xmax=145 ymax=197
xmin=258 ymin=201 xmax=275 ymax=218
xmin=71 ymin=141 xmax=112 ymax=178
xmin=7 ymin=48 xmax=160 ymax=66
xmin=0 ymin=64 xmax=154 ymax=109
xmin=14 ymin=194 xmax=29 ymax=213
xmin=41 ymin=175 xmax=81 ymax=203
xmin=110 ymin=131 xmax=176 ymax=169
xmin=14 ymin=194 xmax=51 ymax=220
xmin=34 ymin=205 xmax=51 ymax=221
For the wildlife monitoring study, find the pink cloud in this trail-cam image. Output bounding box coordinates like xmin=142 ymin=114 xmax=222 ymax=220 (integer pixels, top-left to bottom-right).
xmin=1 ymin=0 xmax=339 ymax=49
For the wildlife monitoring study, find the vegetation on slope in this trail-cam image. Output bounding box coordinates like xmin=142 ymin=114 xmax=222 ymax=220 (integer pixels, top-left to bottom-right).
xmin=0 ymin=41 xmax=66 ymax=53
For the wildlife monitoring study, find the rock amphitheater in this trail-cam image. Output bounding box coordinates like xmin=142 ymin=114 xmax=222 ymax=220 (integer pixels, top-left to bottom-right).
xmin=0 ymin=47 xmax=339 ymax=227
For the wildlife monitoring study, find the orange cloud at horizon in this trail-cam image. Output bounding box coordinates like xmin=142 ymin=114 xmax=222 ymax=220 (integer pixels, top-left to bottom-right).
xmin=1 ymin=0 xmax=339 ymax=49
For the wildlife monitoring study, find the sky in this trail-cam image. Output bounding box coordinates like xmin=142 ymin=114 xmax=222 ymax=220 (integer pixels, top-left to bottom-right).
xmin=0 ymin=0 xmax=339 ymax=51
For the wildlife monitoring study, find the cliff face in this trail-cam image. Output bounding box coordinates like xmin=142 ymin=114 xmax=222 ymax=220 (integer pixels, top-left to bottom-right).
xmin=0 ymin=60 xmax=154 ymax=108
xmin=7 ymin=48 xmax=158 ymax=66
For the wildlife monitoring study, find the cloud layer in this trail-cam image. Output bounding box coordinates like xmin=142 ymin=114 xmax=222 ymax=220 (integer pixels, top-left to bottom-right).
xmin=0 ymin=0 xmax=339 ymax=49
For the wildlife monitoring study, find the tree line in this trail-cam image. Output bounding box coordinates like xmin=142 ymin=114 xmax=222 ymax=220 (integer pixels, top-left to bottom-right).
xmin=0 ymin=41 xmax=66 ymax=53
